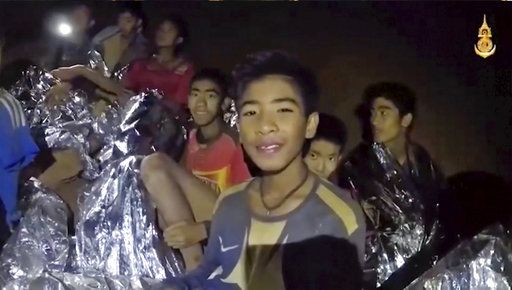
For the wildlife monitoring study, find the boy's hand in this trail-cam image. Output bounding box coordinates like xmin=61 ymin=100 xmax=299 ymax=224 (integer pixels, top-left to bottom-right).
xmin=46 ymin=82 xmax=72 ymax=106
xmin=164 ymin=221 xmax=207 ymax=249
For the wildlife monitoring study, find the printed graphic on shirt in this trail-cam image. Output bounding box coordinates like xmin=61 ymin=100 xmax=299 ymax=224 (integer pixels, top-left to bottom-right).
xmin=186 ymin=129 xmax=250 ymax=192
xmin=192 ymin=167 xmax=229 ymax=194
xmin=200 ymin=179 xmax=365 ymax=290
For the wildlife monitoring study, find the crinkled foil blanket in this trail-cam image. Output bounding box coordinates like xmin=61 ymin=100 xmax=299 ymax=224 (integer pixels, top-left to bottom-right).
xmin=0 ymin=60 xmax=196 ymax=289
xmin=343 ymin=143 xmax=442 ymax=286
xmin=406 ymin=224 xmax=512 ymax=290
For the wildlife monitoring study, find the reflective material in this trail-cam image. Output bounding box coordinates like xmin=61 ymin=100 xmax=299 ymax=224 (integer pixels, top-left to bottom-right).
xmin=75 ymin=155 xmax=184 ymax=279
xmin=0 ymin=179 xmax=70 ymax=288
xmin=1 ymin=63 xmax=189 ymax=289
xmin=342 ymin=142 xmax=443 ymax=286
xmin=406 ymin=224 xmax=512 ymax=290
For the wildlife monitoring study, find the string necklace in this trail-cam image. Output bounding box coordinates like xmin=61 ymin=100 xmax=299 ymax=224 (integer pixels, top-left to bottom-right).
xmin=259 ymin=171 xmax=309 ymax=216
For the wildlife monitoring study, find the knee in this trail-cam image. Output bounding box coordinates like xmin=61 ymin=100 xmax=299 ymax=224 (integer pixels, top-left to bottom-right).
xmin=140 ymin=152 xmax=170 ymax=182
xmin=140 ymin=152 xmax=179 ymax=183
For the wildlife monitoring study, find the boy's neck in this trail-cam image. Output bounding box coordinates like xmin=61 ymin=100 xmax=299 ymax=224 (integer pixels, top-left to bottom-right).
xmin=261 ymin=153 xmax=309 ymax=198
xmin=157 ymin=48 xmax=176 ymax=63
xmin=384 ymin=133 xmax=408 ymax=165
xmin=120 ymin=30 xmax=135 ymax=42
xmin=197 ymin=117 xmax=223 ymax=144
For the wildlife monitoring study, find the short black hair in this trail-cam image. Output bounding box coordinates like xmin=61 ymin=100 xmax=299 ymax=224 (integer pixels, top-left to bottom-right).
xmin=191 ymin=68 xmax=230 ymax=97
xmin=231 ymin=51 xmax=319 ymax=116
xmin=311 ymin=113 xmax=347 ymax=152
xmin=117 ymin=2 xmax=144 ymax=19
xmin=158 ymin=14 xmax=189 ymax=55
xmin=364 ymin=82 xmax=416 ymax=117
xmin=117 ymin=2 xmax=146 ymax=27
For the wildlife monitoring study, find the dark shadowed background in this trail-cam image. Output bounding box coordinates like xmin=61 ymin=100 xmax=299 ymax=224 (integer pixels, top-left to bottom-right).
xmin=1 ymin=1 xmax=511 ymax=181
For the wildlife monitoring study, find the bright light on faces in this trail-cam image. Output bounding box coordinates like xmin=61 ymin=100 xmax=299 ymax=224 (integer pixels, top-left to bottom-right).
xmin=58 ymin=22 xmax=73 ymax=36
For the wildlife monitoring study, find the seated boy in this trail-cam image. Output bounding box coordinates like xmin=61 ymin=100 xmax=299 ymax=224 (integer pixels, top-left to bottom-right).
xmin=0 ymin=59 xmax=84 ymax=228
xmin=341 ymin=82 xmax=445 ymax=288
xmin=304 ymin=112 xmax=347 ymax=182
xmin=140 ymin=68 xmax=251 ymax=270
xmin=163 ymin=51 xmax=366 ymax=290
xmin=92 ymin=2 xmax=148 ymax=75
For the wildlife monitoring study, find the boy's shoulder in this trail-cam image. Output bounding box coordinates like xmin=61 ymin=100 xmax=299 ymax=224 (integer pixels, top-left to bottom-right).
xmin=314 ymin=177 xmax=364 ymax=235
xmin=174 ymin=59 xmax=194 ymax=76
xmin=221 ymin=126 xmax=241 ymax=145
xmin=217 ymin=129 xmax=239 ymax=149
xmin=92 ymin=25 xmax=119 ymax=46
xmin=318 ymin=177 xmax=355 ymax=200
xmin=214 ymin=179 xmax=253 ymax=213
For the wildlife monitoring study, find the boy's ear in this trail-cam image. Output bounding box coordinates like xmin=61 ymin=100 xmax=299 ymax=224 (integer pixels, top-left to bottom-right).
xmin=221 ymin=97 xmax=232 ymax=112
xmin=305 ymin=112 xmax=319 ymax=139
xmin=401 ymin=113 xmax=413 ymax=128
xmin=136 ymin=19 xmax=143 ymax=32
xmin=336 ymin=154 xmax=344 ymax=168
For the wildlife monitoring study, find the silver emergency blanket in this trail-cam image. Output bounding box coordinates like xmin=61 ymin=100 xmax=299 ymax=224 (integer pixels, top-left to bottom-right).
xmin=88 ymin=48 xmax=129 ymax=81
xmin=95 ymin=90 xmax=188 ymax=164
xmin=9 ymin=66 xmax=57 ymax=127
xmin=75 ymin=155 xmax=184 ymax=279
xmin=1 ymin=64 xmax=189 ymax=288
xmin=0 ymin=179 xmax=70 ymax=288
xmin=343 ymin=142 xmax=443 ymax=287
xmin=75 ymin=91 xmax=186 ymax=279
xmin=88 ymin=50 xmax=110 ymax=78
xmin=406 ymin=224 xmax=512 ymax=290
xmin=223 ymin=98 xmax=239 ymax=130
xmin=3 ymin=271 xmax=161 ymax=290
xmin=11 ymin=65 xmax=115 ymax=126
xmin=9 ymin=66 xmax=108 ymax=179
xmin=113 ymin=64 xmax=129 ymax=82
xmin=72 ymin=91 xmax=186 ymax=277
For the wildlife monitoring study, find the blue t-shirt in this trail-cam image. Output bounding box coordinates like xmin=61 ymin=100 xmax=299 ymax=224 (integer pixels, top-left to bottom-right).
xmin=168 ymin=176 xmax=366 ymax=290
xmin=0 ymin=89 xmax=39 ymax=224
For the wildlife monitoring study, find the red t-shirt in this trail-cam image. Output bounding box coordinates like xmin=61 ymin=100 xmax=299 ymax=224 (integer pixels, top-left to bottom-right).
xmin=184 ymin=129 xmax=251 ymax=194
xmin=123 ymin=59 xmax=194 ymax=106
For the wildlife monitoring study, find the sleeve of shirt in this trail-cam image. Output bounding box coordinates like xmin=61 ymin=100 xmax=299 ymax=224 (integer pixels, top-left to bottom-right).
xmin=229 ymin=145 xmax=251 ymax=186
xmin=173 ymin=64 xmax=194 ymax=106
xmin=348 ymin=203 xmax=367 ymax=265
xmin=0 ymin=109 xmax=38 ymax=171
xmin=11 ymin=126 xmax=39 ymax=170
xmin=165 ymin=202 xmax=224 ymax=290
xmin=0 ymin=108 xmax=15 ymax=169
xmin=0 ymin=106 xmax=38 ymax=223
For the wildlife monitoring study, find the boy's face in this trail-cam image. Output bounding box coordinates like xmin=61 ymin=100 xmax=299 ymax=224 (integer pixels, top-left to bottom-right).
xmin=155 ymin=21 xmax=179 ymax=48
xmin=370 ymin=97 xmax=411 ymax=145
xmin=188 ymin=79 xmax=222 ymax=126
xmin=70 ymin=5 xmax=91 ymax=34
xmin=304 ymin=139 xmax=342 ymax=179
xmin=118 ymin=12 xmax=139 ymax=36
xmin=239 ymin=75 xmax=318 ymax=172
